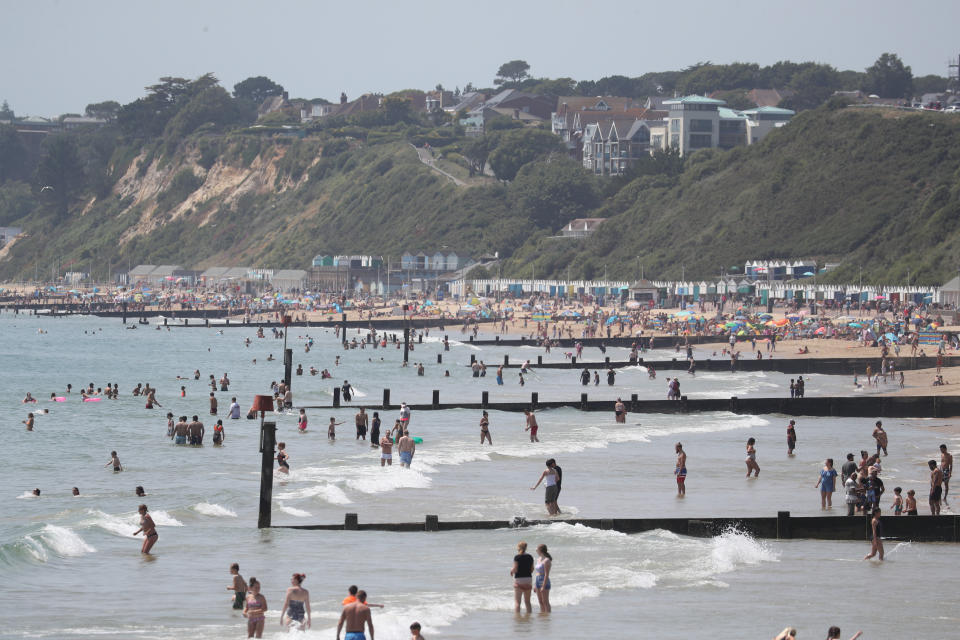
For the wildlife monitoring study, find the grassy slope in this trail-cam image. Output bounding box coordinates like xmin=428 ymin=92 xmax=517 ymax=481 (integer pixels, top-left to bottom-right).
xmin=508 ymin=107 xmax=960 ymax=285
xmin=4 ymin=107 xmax=960 ymax=285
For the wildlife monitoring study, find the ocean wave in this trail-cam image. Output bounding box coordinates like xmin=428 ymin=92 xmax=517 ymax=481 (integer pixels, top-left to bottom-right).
xmin=0 ymin=525 xmax=95 ymax=565
xmin=275 ymin=483 xmax=352 ymax=505
xmin=277 ymin=503 xmax=312 ymax=517
xmin=191 ymin=502 xmax=238 ymax=517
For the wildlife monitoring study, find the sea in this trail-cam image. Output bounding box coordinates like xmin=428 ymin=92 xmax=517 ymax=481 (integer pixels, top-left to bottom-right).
xmin=2 ymin=313 xmax=958 ymax=639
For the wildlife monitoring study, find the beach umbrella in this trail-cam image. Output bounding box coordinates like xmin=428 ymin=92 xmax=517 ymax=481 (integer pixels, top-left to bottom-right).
xmin=849 ymin=322 xmax=862 ymax=328
xmin=815 ymin=327 xmax=827 ymax=335
xmin=883 ymin=332 xmax=898 ymax=342
xmin=758 ymin=313 xmax=773 ymax=320
xmin=675 ymin=310 xmax=693 ymax=317
xmin=774 ymin=318 xmax=789 ymax=327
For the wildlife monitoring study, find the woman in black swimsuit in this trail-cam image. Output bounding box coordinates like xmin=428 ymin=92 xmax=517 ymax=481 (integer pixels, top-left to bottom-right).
xmin=132 ymin=504 xmax=158 ymax=554
xmin=276 ymin=442 xmax=290 ymax=475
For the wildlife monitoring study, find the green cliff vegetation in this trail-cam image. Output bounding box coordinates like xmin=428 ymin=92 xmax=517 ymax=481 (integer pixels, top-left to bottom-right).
xmin=0 ymin=61 xmax=958 ymax=285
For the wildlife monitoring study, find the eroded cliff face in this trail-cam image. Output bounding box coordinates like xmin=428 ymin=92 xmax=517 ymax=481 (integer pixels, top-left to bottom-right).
xmin=111 ymin=141 xmax=309 ymax=246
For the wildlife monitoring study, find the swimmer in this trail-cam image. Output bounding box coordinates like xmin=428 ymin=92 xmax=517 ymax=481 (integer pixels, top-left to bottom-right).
xmin=745 ymin=438 xmax=759 ymax=477
xmin=675 ymin=442 xmax=687 ymax=496
xmin=22 ymin=392 xmax=36 ymax=403
xmin=72 ymin=487 xmax=80 ymax=496
xmin=132 ymin=504 xmax=158 ymax=554
xmin=298 ymin=409 xmax=308 ymax=432
xmin=23 ymin=412 xmax=34 ymax=431
xmin=136 ymin=486 xmax=145 ymax=497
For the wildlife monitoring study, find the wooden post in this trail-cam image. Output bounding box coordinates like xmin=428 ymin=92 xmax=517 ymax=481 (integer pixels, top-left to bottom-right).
xmin=382 ymin=388 xmax=390 ymax=409
xmin=341 ymin=313 xmax=348 ymax=345
xmin=538 ymin=356 xmax=542 ymax=365
xmin=580 ymin=393 xmax=588 ymax=410
xmin=531 ymin=392 xmax=538 ymax=409
xmin=482 ymin=391 xmax=489 ymax=408
xmin=777 ymin=511 xmax=791 ymax=539
xmin=258 ymin=420 xmax=277 ymax=529
xmin=345 ymin=513 xmax=358 ymax=530
xmin=403 ymin=326 xmax=410 ymax=364
xmin=333 ymin=386 xmax=341 ymax=407
xmin=432 ymin=390 xmax=440 ymax=408
xmin=437 ymin=353 xmax=442 ymax=364
xmin=284 ymin=348 xmax=293 ymax=389
xmin=504 ymin=354 xmax=509 ymax=366
xmin=425 ymin=514 xmax=439 ymax=531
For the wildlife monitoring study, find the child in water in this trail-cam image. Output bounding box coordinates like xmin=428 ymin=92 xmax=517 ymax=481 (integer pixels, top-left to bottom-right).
xmin=890 ymin=486 xmax=903 ymax=515
xmin=298 ymin=409 xmax=308 ymax=432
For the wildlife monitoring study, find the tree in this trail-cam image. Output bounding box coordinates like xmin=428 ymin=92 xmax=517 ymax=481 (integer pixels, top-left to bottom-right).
xmin=511 ymin=157 xmax=600 ymax=230
xmin=864 ymin=53 xmax=913 ymax=98
xmin=0 ymin=124 xmax=28 ymax=183
xmin=913 ymin=74 xmax=948 ymax=96
xmin=233 ymin=76 xmax=285 ymax=104
xmin=487 ymin=128 xmax=564 ymax=182
xmin=84 ymin=100 xmax=121 ymax=120
xmin=783 ymin=65 xmax=840 ymax=110
xmin=35 ymin=134 xmax=84 ymax=218
xmin=495 ymin=60 xmax=531 ymax=86
xmin=0 ymin=100 xmax=13 ymax=120
xmin=462 ymin=137 xmax=490 ymax=177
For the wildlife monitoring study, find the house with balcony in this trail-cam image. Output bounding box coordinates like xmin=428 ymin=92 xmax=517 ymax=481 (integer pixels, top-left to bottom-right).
xmin=560 ymin=218 xmax=606 ymax=238
xmin=743 ymin=106 xmax=796 ymax=144
xmin=581 ymin=118 xmax=653 ymax=175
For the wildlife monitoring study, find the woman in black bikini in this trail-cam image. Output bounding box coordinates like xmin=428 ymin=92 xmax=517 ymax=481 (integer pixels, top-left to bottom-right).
xmin=132 ymin=504 xmax=158 ymax=554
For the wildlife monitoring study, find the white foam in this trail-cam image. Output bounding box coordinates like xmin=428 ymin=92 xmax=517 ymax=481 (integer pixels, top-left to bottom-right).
xmin=191 ymin=502 xmax=238 ymax=517
xmin=709 ymin=528 xmax=780 ymax=574
xmin=82 ymin=510 xmax=138 ymax=538
xmin=277 ymin=503 xmax=312 ymax=517
xmin=345 ymin=467 xmax=432 ymax=494
xmin=276 ymin=483 xmax=352 ymax=505
xmin=40 ymin=525 xmax=96 ymax=556
xmin=149 ymin=510 xmax=184 ymax=527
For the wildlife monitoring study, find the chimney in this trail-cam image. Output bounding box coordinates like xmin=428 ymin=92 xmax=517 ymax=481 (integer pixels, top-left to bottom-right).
xmin=340 ymin=92 xmax=348 ymax=104
xmin=282 ymin=91 xmax=289 ymax=102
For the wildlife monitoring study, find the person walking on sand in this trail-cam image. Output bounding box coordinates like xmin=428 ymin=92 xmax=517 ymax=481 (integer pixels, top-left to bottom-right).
xmin=863 ymin=508 xmax=884 ymax=561
xmin=745 ymin=438 xmax=759 ymax=477
xmin=132 ymin=504 xmax=158 ymax=554
xmin=480 ymin=410 xmax=492 ymax=445
xmin=243 ymin=577 xmax=267 ymax=638
xmin=675 ymin=442 xmax=687 ymax=496
xmin=336 ymin=589 xmax=374 ymax=640
xmin=280 ymin=573 xmax=311 ymax=631
xmin=524 ymin=409 xmax=540 ymax=442
xmin=815 ymin=458 xmax=838 ymax=509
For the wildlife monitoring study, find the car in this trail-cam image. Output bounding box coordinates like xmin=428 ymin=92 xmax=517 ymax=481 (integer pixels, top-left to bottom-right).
xmin=945 ymin=105 xmax=960 ymax=113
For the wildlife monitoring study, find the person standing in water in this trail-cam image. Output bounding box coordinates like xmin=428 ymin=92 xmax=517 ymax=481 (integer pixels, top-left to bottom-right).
xmin=786 ymin=420 xmax=797 ymax=455
xmin=510 ymin=541 xmax=534 ymax=613
xmin=675 ymin=442 xmax=687 ymax=496
xmin=104 ymin=451 xmax=123 ymax=472
xmin=132 ymin=504 xmax=158 ymax=554
xmin=229 ymin=397 xmax=241 ymax=420
xmin=279 ymin=573 xmax=311 ymax=631
xmin=745 ymin=437 xmax=759 ymax=477
xmin=336 ymin=590 xmax=374 ymax=640
xmin=480 ymin=410 xmax=492 ymax=445
xmin=863 ymin=508 xmax=884 ymax=561
xmin=534 ymin=544 xmax=552 ymax=613
xmin=940 ymin=444 xmax=953 ymax=503
xmin=276 ymin=442 xmax=290 ymax=474
xmin=355 ymin=408 xmax=369 ymax=441
xmin=22 ymin=412 xmax=34 ymax=431
xmin=243 ymin=577 xmax=267 ymax=638
xmin=815 ymin=458 xmax=838 ymax=509
xmin=614 ymin=398 xmax=626 ymax=423
xmin=370 ymin=412 xmax=381 ymax=448
xmin=212 ymin=420 xmax=225 ymax=445
xmin=524 ymin=410 xmax=540 ymax=443
xmin=227 ymin=563 xmax=247 ymax=609
xmin=328 ymin=417 xmax=344 ymax=441
xmin=531 ymin=459 xmax=559 ymax=515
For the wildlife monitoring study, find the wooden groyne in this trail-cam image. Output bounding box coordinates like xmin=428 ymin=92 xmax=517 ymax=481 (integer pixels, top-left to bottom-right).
xmin=272 ymin=511 xmax=960 ymax=542
xmin=300 ymin=390 xmax=960 ymax=419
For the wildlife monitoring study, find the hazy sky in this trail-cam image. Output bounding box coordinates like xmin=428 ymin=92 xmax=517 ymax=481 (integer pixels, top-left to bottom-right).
xmin=3 ymin=0 xmax=959 ymax=117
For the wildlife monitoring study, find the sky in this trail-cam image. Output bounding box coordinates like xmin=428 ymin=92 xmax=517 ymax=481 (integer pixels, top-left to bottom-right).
xmin=3 ymin=0 xmax=960 ymax=117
